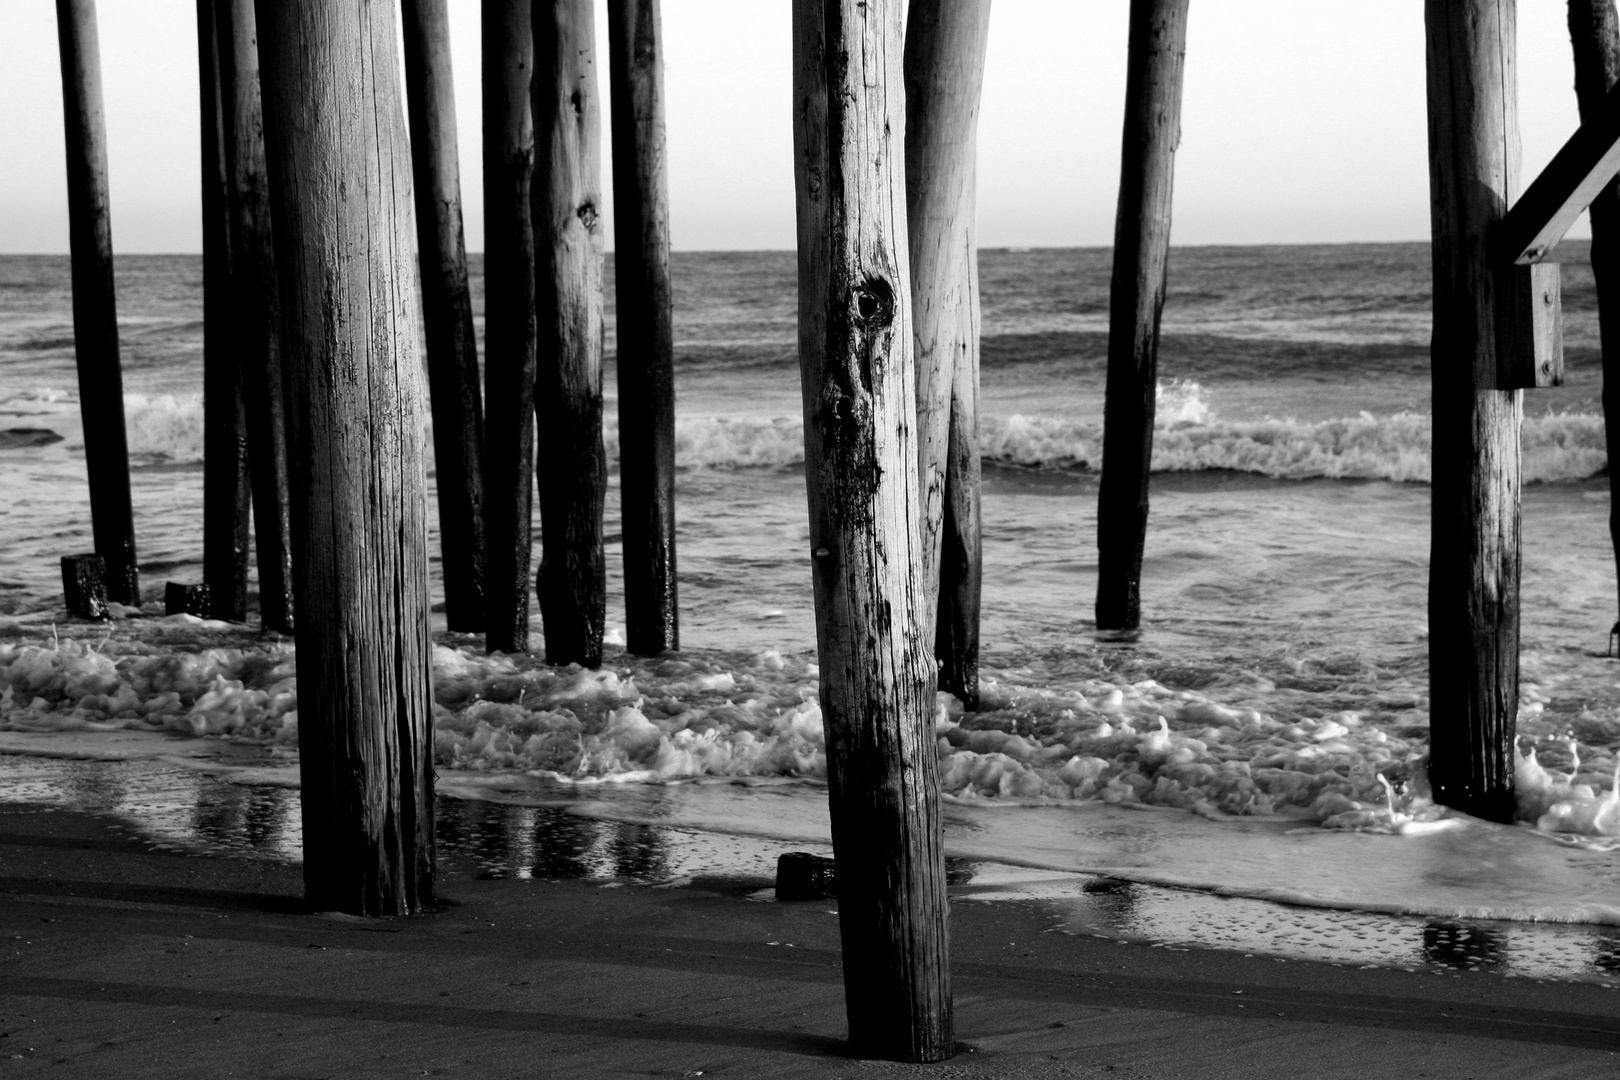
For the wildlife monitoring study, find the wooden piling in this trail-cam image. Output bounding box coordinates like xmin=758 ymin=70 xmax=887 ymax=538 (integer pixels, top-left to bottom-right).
xmin=54 ymin=0 xmax=140 ymax=606
xmin=1567 ymin=0 xmax=1620 ymax=631
xmin=903 ymin=0 xmax=991 ymax=707
xmin=1095 ymin=0 xmax=1191 ymax=633
xmin=402 ymin=0 xmax=488 ymax=634
xmin=61 ymin=555 xmax=108 ymax=620
xmin=481 ymin=0 xmax=539 ymax=655
xmin=255 ymin=0 xmax=436 ymax=914
xmin=606 ymin=0 xmax=678 ymax=656
xmin=1424 ymin=0 xmax=1522 ymax=823
xmin=534 ymin=0 xmax=609 ymax=669
xmin=164 ymin=582 xmax=212 ymax=617
xmin=216 ymin=0 xmax=295 ymax=633
xmin=792 ymin=0 xmax=953 ymax=1061
xmin=197 ymin=0 xmax=251 ymax=622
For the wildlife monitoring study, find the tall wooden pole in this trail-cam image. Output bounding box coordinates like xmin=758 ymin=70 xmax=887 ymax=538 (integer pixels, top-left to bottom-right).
xmin=403 ymin=0 xmax=488 ymax=635
xmin=1568 ymin=0 xmax=1620 ymax=632
xmin=792 ymin=0 xmax=952 ymax=1061
xmin=903 ymin=0 xmax=991 ymax=708
xmin=535 ymin=0 xmax=609 ymax=669
xmin=481 ymin=0 xmax=539 ymax=654
xmin=1095 ymin=0 xmax=1190 ymax=633
xmin=55 ymin=0 xmax=139 ymax=606
xmin=217 ymin=0 xmax=295 ymax=633
xmin=607 ymin=0 xmax=679 ymax=656
xmin=197 ymin=0 xmax=251 ymax=621
xmin=1424 ymin=0 xmax=1522 ymax=823
xmin=255 ymin=0 xmax=436 ymax=914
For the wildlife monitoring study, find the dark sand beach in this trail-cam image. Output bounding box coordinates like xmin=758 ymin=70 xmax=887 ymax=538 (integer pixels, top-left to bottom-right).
xmin=4 ymin=801 xmax=1619 ymax=1079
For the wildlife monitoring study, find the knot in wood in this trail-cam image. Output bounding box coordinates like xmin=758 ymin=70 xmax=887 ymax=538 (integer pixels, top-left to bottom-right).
xmin=851 ymin=278 xmax=894 ymax=329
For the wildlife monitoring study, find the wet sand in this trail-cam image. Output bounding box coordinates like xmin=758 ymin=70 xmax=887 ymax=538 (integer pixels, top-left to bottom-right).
xmin=3 ymin=802 xmax=1619 ymax=1079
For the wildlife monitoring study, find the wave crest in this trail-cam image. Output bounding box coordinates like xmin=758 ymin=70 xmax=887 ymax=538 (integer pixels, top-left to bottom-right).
xmin=102 ymin=388 xmax=1614 ymax=483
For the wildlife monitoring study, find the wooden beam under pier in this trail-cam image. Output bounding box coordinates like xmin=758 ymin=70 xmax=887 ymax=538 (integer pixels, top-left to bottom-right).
xmin=255 ymin=0 xmax=436 ymax=914
xmin=1567 ymin=0 xmax=1620 ymax=634
xmin=216 ymin=0 xmax=295 ymax=633
xmin=792 ymin=0 xmax=953 ymax=1060
xmin=55 ymin=0 xmax=140 ymax=607
xmin=534 ymin=0 xmax=609 ymax=669
xmin=403 ymin=0 xmax=488 ymax=635
xmin=196 ymin=0 xmax=251 ymax=623
xmin=1494 ymin=80 xmax=1620 ymax=267
xmin=1423 ymin=0 xmax=1522 ymax=824
xmin=1095 ymin=0 xmax=1191 ymax=634
xmin=480 ymin=0 xmax=540 ymax=655
xmin=607 ymin=0 xmax=680 ymax=657
xmin=904 ymin=0 xmax=991 ymax=707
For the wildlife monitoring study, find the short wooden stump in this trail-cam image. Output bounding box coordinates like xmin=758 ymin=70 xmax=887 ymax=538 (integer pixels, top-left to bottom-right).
xmin=165 ymin=582 xmax=212 ymax=618
xmin=775 ymin=852 xmax=837 ymax=901
xmin=61 ymin=554 xmax=109 ymax=620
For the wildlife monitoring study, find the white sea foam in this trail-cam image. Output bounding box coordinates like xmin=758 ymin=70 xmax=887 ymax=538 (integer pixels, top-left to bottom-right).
xmin=89 ymin=385 xmax=1611 ymax=482
xmin=5 ymin=633 xmax=1617 ymax=848
xmin=124 ymin=393 xmax=204 ymax=461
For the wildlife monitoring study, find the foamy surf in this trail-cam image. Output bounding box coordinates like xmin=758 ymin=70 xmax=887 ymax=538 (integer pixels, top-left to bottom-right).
xmin=6 ymin=626 xmax=1620 ymax=879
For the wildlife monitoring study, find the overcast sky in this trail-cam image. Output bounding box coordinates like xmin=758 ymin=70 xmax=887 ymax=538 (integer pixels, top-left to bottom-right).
xmin=0 ymin=1 xmax=1594 ymax=253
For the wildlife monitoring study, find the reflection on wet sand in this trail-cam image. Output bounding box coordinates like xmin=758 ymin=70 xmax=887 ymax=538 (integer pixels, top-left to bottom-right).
xmin=1422 ymin=922 xmax=1505 ymax=971
xmin=435 ymin=800 xmax=673 ymax=883
xmin=6 ymin=751 xmax=1620 ymax=988
xmin=190 ymin=777 xmax=295 ymax=857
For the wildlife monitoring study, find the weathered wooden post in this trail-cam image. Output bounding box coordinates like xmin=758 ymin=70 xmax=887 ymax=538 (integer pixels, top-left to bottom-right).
xmin=534 ymin=0 xmax=609 ymax=668
xmin=61 ymin=555 xmax=108 ymax=619
xmin=197 ymin=0 xmax=251 ymax=622
xmin=606 ymin=0 xmax=678 ymax=656
xmin=792 ymin=0 xmax=953 ymax=1061
xmin=216 ymin=0 xmax=295 ymax=633
xmin=1095 ymin=0 xmax=1190 ymax=634
xmin=403 ymin=0 xmax=488 ymax=634
xmin=481 ymin=0 xmax=540 ymax=654
xmin=1424 ymin=0 xmax=1522 ymax=823
xmin=55 ymin=0 xmax=140 ymax=606
xmin=903 ymin=0 xmax=991 ymax=708
xmin=1568 ymin=0 xmax=1620 ymax=633
xmin=255 ymin=0 xmax=436 ymax=914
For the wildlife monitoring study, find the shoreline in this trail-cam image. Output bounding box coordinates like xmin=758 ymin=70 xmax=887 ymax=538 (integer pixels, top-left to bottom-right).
xmin=4 ymin=799 xmax=1620 ymax=1078
xmin=6 ymin=744 xmax=1620 ymax=988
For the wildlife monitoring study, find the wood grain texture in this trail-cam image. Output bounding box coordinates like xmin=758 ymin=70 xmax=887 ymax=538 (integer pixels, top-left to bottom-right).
xmin=403 ymin=0 xmax=487 ymax=635
xmin=607 ymin=0 xmax=678 ymax=656
xmin=1569 ymin=0 xmax=1620 ymax=627
xmin=792 ymin=0 xmax=953 ymax=1061
xmin=55 ymin=0 xmax=140 ymax=606
xmin=903 ymin=0 xmax=989 ymax=707
xmin=481 ymin=0 xmax=539 ymax=655
xmin=1424 ymin=0 xmax=1522 ymax=823
xmin=198 ymin=0 xmax=251 ymax=622
xmin=255 ymin=0 xmax=436 ymax=914
xmin=217 ymin=0 xmax=295 ymax=633
xmin=535 ymin=0 xmax=608 ymax=669
xmin=1095 ymin=0 xmax=1189 ymax=633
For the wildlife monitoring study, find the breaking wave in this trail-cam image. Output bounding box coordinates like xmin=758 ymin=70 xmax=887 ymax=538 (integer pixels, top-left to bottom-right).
xmin=27 ymin=385 xmax=1613 ymax=484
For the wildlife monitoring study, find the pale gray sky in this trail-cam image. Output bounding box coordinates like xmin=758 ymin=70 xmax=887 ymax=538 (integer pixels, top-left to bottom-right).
xmin=0 ymin=1 xmax=1592 ymax=253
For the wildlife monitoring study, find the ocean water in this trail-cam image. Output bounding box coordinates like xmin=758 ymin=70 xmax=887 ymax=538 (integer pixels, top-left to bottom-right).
xmin=6 ymin=244 xmax=1620 ymax=976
